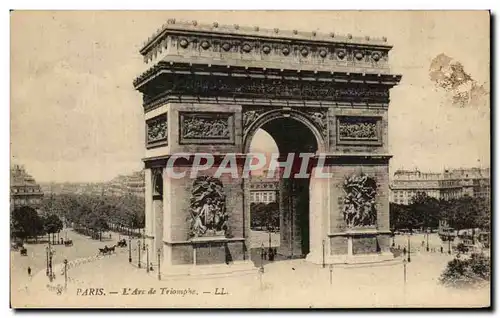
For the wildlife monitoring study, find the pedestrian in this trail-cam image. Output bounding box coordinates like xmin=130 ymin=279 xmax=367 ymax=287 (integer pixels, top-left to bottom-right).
xmin=440 ymin=246 xmax=443 ymax=253
xmin=403 ymin=247 xmax=407 ymax=255
xmin=27 ymin=266 xmax=31 ymax=277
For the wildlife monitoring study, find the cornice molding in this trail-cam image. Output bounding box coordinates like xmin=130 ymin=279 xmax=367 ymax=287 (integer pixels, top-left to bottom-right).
xmin=140 ymin=19 xmax=392 ymax=56
xmin=134 ymin=61 xmax=402 ymax=89
xmin=138 ymin=21 xmax=395 ymax=73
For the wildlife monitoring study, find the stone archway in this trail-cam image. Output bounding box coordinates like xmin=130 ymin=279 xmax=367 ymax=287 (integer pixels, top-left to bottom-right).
xmin=135 ymin=20 xmax=401 ymax=273
xmin=242 ymin=109 xmax=327 ymax=259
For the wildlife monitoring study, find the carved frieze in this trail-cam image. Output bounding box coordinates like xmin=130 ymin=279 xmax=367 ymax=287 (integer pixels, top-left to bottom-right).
xmin=179 ymin=112 xmax=235 ymax=144
xmin=337 ymin=116 xmax=382 ymax=146
xmin=146 ymin=114 xmax=168 ymax=148
xmin=188 ymin=176 xmax=227 ymax=238
xmin=342 ymin=174 xmax=378 ymax=228
xmin=139 ymin=73 xmax=391 ymax=109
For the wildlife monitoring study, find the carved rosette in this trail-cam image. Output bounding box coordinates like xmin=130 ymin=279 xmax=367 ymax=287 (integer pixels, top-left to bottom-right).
xmin=337 ymin=116 xmax=381 ymax=146
xmin=342 ymin=174 xmax=378 ymax=228
xmin=188 ymin=176 xmax=227 ymax=238
xmin=146 ymin=114 xmax=168 ymax=148
xmin=141 ymin=27 xmax=390 ymax=69
xmin=179 ymin=112 xmax=235 ymax=144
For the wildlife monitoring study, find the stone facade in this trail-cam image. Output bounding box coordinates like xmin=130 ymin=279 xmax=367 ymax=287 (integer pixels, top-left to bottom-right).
xmin=134 ymin=20 xmax=401 ymax=271
xmin=10 ymin=164 xmax=44 ymax=211
xmin=390 ymin=168 xmax=490 ymax=205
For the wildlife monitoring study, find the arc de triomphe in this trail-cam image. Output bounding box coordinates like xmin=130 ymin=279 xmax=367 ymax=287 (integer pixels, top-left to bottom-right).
xmin=133 ymin=19 xmax=401 ymax=274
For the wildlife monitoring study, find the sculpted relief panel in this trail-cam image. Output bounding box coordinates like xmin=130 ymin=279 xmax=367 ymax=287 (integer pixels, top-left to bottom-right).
xmin=188 ymin=176 xmax=228 ymax=238
xmin=342 ymin=174 xmax=378 ymax=228
xmin=146 ymin=114 xmax=168 ymax=148
xmin=337 ymin=116 xmax=382 ymax=146
xmin=179 ymin=112 xmax=235 ymax=144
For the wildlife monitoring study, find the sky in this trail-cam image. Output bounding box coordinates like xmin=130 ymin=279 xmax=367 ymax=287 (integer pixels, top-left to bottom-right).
xmin=10 ymin=11 xmax=490 ymax=183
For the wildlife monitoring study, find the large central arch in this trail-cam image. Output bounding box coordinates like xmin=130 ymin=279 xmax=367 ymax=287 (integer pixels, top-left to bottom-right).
xmin=244 ymin=112 xmax=322 ymax=259
xmin=134 ymin=20 xmax=402 ymax=274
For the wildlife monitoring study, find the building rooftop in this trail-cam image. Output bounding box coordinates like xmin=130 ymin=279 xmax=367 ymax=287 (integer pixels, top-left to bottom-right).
xmin=10 ymin=165 xmax=41 ymax=188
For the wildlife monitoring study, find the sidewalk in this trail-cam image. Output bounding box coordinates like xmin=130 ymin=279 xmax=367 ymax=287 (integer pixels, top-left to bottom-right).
xmin=17 ymin=248 xmax=490 ymax=308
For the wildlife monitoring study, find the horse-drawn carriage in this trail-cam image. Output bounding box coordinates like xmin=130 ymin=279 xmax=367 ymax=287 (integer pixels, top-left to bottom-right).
xmin=20 ymin=247 xmax=27 ymax=256
xmin=98 ymin=245 xmax=116 ymax=255
xmin=64 ymin=239 xmax=73 ymax=246
xmin=11 ymin=241 xmax=23 ymax=251
xmin=116 ymin=239 xmax=127 ymax=248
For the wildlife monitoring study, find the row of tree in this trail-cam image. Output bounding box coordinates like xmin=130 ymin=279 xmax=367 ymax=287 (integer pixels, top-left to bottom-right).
xmin=41 ymin=193 xmax=145 ymax=234
xmin=10 ymin=193 xmax=145 ymax=242
xmin=250 ymin=202 xmax=280 ymax=231
xmin=11 ymin=206 xmax=63 ymax=242
xmin=390 ymin=193 xmax=490 ymax=233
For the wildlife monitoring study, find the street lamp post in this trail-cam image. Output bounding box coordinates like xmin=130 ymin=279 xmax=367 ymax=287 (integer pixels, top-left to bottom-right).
xmin=45 ymin=246 xmax=49 ymax=276
xmin=426 ymin=229 xmax=430 ymax=252
xmin=48 ymin=249 xmax=53 ymax=281
xmin=260 ymin=243 xmax=264 ymax=272
xmin=407 ymin=235 xmax=411 ymax=263
xmin=403 ymin=258 xmax=407 ymax=284
xmin=146 ymin=244 xmax=150 ymax=273
xmin=157 ymin=248 xmax=161 ymax=281
xmin=142 ymin=228 xmax=146 ymax=251
xmin=448 ymin=235 xmax=452 ymax=255
xmin=64 ymin=259 xmax=68 ymax=290
xmin=138 ymin=240 xmax=141 ymax=268
xmin=329 ymin=264 xmax=333 ymax=285
xmin=128 ymin=237 xmax=132 ymax=263
xmin=322 ymin=240 xmax=325 ymax=268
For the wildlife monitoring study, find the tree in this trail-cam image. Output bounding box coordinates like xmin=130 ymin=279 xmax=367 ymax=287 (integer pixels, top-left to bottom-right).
xmin=408 ymin=192 xmax=440 ymax=230
xmin=390 ymin=203 xmax=409 ymax=231
xmin=250 ymin=203 xmax=268 ymax=230
xmin=42 ymin=214 xmax=64 ymax=243
xmin=390 ymin=203 xmax=418 ymax=232
xmin=261 ymin=202 xmax=278 ymax=231
xmin=442 ymin=196 xmax=487 ymax=233
xmin=440 ymin=253 xmax=490 ymax=288
xmin=11 ymin=206 xmax=44 ymax=242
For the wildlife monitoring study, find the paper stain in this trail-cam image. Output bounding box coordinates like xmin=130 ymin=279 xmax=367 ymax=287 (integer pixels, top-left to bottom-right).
xmin=429 ymin=53 xmax=488 ymax=108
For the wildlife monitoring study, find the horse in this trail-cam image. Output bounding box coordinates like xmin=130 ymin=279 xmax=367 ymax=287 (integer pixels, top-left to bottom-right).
xmin=98 ymin=247 xmax=109 ymax=255
xmin=64 ymin=239 xmax=73 ymax=247
xmin=116 ymin=239 xmax=127 ymax=248
xmin=98 ymin=245 xmax=116 ymax=255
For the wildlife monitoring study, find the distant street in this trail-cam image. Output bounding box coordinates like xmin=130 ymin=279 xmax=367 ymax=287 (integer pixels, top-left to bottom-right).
xmin=10 ymin=229 xmax=120 ymax=295
xmin=393 ymin=233 xmax=455 ymax=253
